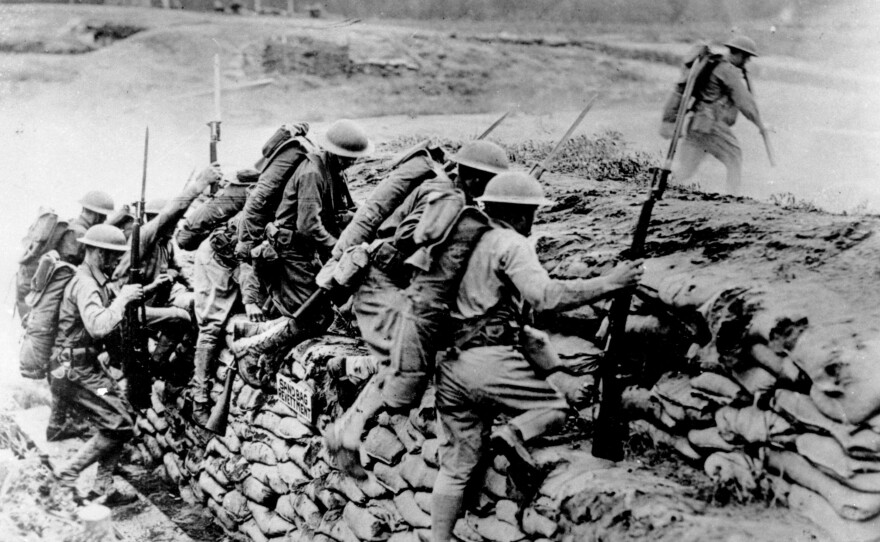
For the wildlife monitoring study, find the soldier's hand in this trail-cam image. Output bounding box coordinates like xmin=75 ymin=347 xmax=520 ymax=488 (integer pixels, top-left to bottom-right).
xmin=119 ymin=284 xmax=144 ymax=305
xmin=245 ymin=303 xmax=266 ymax=323
xmin=605 ymin=259 xmax=644 ymax=291
xmin=193 ymin=163 xmax=223 ymax=192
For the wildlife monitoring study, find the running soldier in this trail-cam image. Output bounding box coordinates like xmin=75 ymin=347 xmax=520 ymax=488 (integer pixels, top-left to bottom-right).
xmin=430 ymin=172 xmax=643 ymax=542
xmin=675 ymin=36 xmax=769 ymax=196
xmin=51 ymin=224 xmax=144 ymax=505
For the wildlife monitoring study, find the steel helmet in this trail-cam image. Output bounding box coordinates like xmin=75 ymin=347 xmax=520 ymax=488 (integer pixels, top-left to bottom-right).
xmin=144 ymin=198 xmax=168 ymax=216
xmin=724 ymin=35 xmax=758 ymax=57
xmin=78 ymin=191 xmax=115 ymax=215
xmin=450 ymin=141 xmax=510 ymax=174
xmin=317 ymin=119 xmax=374 ymax=158
xmin=476 ymin=171 xmax=555 ymax=206
xmin=78 ymin=224 xmax=129 ymax=251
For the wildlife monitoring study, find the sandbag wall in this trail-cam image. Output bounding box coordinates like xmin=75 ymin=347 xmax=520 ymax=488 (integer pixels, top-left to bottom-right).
xmin=625 ymin=270 xmax=880 ymax=540
xmin=131 ymin=317 xmax=561 ymax=542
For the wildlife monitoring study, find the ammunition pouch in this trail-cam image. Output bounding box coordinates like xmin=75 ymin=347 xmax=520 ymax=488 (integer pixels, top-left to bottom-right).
xmin=209 ymin=227 xmax=238 ymax=262
xmin=370 ymin=241 xmax=405 ymax=277
xmin=265 ymin=223 xmax=295 ymax=249
xmin=251 ymin=240 xmax=280 ymax=262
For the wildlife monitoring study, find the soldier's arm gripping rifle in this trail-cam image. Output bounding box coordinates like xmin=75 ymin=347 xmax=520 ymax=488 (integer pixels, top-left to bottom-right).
xmin=591 ymin=56 xmax=709 ymax=461
xmin=122 ymin=127 xmax=152 ymax=411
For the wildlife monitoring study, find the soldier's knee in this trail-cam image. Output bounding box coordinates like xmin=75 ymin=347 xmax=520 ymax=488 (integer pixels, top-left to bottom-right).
xmin=382 ymin=371 xmax=429 ymax=409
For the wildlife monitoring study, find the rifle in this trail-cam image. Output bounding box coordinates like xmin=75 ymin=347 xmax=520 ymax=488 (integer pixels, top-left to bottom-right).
xmin=123 ymin=127 xmax=152 ymax=410
xmin=205 ymin=293 xmax=319 ymax=435
xmin=743 ymin=69 xmax=775 ymax=167
xmin=208 ymin=53 xmax=221 ymax=165
xmin=530 ymin=94 xmax=599 ymax=178
xmin=591 ymin=55 xmax=710 ymax=462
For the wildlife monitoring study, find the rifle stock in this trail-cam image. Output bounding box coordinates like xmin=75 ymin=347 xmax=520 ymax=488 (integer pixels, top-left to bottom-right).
xmin=591 ymin=54 xmax=708 ymax=461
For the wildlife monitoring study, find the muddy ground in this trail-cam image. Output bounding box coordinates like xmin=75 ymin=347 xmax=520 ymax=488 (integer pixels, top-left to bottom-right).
xmin=1 ymin=2 xmax=879 ymax=541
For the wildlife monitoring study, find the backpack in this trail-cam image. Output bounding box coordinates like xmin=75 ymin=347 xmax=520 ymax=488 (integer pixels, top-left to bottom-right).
xmin=659 ymin=44 xmax=723 ymax=138
xmin=19 ymin=250 xmax=77 ymax=379
xmin=253 ymin=122 xmax=314 ymax=172
xmin=18 ymin=207 xmax=69 ymax=266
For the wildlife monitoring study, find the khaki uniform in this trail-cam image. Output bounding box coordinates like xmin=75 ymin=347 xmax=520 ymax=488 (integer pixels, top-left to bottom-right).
xmin=435 ymin=227 xmax=603 ymax=495
xmin=239 ymin=147 xmax=351 ymax=318
xmin=677 ymin=59 xmax=762 ymax=196
xmin=52 ymin=261 xmax=133 ymax=439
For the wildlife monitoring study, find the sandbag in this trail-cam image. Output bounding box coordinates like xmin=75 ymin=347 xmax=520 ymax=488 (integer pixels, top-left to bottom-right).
xmin=207 ymin=497 xmax=239 ymax=531
xmin=652 ymin=374 xmax=713 ymax=427
xmin=206 ymin=437 xmax=231 ymax=458
xmin=731 ymin=366 xmax=777 ymax=397
xmin=391 ymin=415 xmax=425 ymax=454
xmin=704 ymin=451 xmax=758 ymax=492
xmin=393 ymin=491 xmax=431 ymax=528
xmin=766 ymin=450 xmax=880 ymax=521
xmin=483 ymin=467 xmax=522 ymax=502
xmin=494 ymin=499 xmax=518 ymax=525
xmin=163 ymin=453 xmax=183 ymax=485
xmin=325 ymin=471 xmax=367 ymax=504
xmin=225 ymin=456 xmax=251 ymax=484
xmin=796 ymin=433 xmax=880 ymax=479
xmin=521 ymin=508 xmax=557 ymax=538
xmin=398 ymin=454 xmax=438 ymax=490
xmin=787 ymin=484 xmax=880 ymax=542
xmin=364 ymin=426 xmax=406 ymax=465
xmin=373 ymin=462 xmax=409 ymax=494
xmin=136 ymin=416 xmax=157 ymax=435
xmin=277 ymin=493 xmax=321 ymax=527
xmin=222 ymin=426 xmax=242 ymax=454
xmin=689 ymin=372 xmax=748 ymax=405
xmin=198 ymin=471 xmax=227 ymax=502
xmin=146 ymin=409 xmax=169 ymax=433
xmin=632 ymin=420 xmax=700 ymax=461
xmin=240 ymin=519 xmax=270 ymax=542
xmin=250 ymin=463 xmax=289 ymax=495
xmin=412 ymin=491 xmax=431 ymax=514
xmin=222 ymin=490 xmax=251 ymax=522
xmin=469 ymin=515 xmax=527 ymax=542
xmin=356 ymin=471 xmax=390 ymax=499
xmin=249 ymin=501 xmax=296 ymax=538
xmin=242 ymin=441 xmax=278 ymax=465
xmin=343 ymin=502 xmax=393 ymax=541
xmin=288 ymin=443 xmax=311 ymax=472
xmin=366 ymin=499 xmax=407 ymax=533
xmin=687 ymin=427 xmax=736 ymax=452
xmin=242 ymin=476 xmax=277 ymax=505
xmin=750 ymin=343 xmax=804 ymax=384
xmin=144 ymin=435 xmax=164 ymax=462
xmin=316 ymin=488 xmax=347 ymax=511
xmin=204 ymin=456 xmax=231 ymax=488
xmin=715 ymin=405 xmax=792 ymax=444
xmin=278 ymin=461 xmax=309 ymax=489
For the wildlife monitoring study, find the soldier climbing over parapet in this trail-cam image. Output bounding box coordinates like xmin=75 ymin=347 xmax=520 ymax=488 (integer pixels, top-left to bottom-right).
xmin=430 ymin=172 xmax=643 ymax=542
xmin=232 ymin=120 xmax=372 ymax=385
xmin=175 ymin=168 xmax=266 ymax=426
xmin=664 ymin=35 xmax=770 ymax=196
xmin=323 ymin=140 xmax=510 ymax=476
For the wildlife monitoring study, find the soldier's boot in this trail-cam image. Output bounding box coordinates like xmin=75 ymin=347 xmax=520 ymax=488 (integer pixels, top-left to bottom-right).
xmin=324 ymin=374 xmax=386 ymax=480
xmin=232 ymin=316 xmax=287 ymax=342
xmin=232 ymin=318 xmax=302 ymax=388
xmin=431 ymin=491 xmax=465 ymax=542
xmin=55 ymin=434 xmax=114 ymax=501
xmin=188 ymin=346 xmax=213 ymax=428
xmin=93 ymin=437 xmax=139 ymax=506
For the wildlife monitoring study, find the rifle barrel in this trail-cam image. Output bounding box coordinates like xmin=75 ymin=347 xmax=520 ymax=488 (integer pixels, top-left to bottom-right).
xmin=530 ymin=92 xmax=600 ymax=178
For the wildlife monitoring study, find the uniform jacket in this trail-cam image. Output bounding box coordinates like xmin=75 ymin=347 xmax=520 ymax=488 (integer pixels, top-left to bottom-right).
xmin=239 ymin=145 xmax=351 ymax=256
xmin=694 ymin=58 xmax=760 ymax=128
xmin=176 ymin=182 xmax=251 ymax=251
xmin=56 ymin=261 xmax=127 ymax=350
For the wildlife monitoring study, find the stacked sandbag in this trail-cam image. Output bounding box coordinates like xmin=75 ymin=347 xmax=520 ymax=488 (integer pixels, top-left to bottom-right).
xmin=622 ymin=272 xmax=880 ymax=538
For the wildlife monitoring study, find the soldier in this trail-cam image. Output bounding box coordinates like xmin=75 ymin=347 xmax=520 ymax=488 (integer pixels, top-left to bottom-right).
xmin=430 ymin=172 xmax=643 ymax=542
xmin=231 ymin=120 xmax=372 ymax=380
xmin=16 ymin=191 xmax=115 ymax=321
xmin=113 ymin=165 xmax=223 ymax=366
xmin=51 ymin=224 xmax=144 ymax=505
xmin=675 ymin=35 xmax=769 ymax=196
xmin=175 ymin=168 xmax=265 ymax=425
xmin=325 ymin=141 xmax=509 ymax=475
